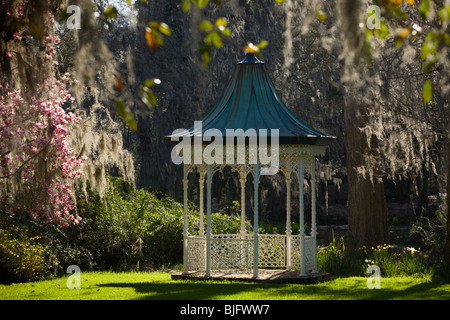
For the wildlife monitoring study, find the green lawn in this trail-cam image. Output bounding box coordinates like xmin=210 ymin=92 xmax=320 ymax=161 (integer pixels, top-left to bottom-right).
xmin=1 ymin=271 xmax=449 ymax=300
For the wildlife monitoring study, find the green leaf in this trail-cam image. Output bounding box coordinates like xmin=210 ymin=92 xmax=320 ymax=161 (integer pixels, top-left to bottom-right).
xmin=421 ymin=39 xmax=434 ymax=60
xmin=104 ymin=6 xmax=118 ymax=19
xmin=419 ymin=0 xmax=431 ymax=19
xmin=126 ymin=118 xmax=138 ymax=131
xmin=438 ymin=3 xmax=450 ymax=22
xmin=199 ymin=20 xmax=213 ymax=32
xmin=445 ymin=33 xmax=450 ymax=45
xmin=148 ymin=21 xmax=171 ymax=36
xmin=244 ymin=43 xmax=260 ymax=54
xmin=220 ymin=27 xmax=231 ymax=37
xmin=255 ymin=40 xmax=268 ymax=49
xmin=200 ymin=45 xmax=211 ymax=66
xmin=275 ymin=0 xmax=286 ymax=3
xmin=423 ymin=80 xmax=432 ymax=103
xmin=144 ymin=78 xmax=161 ymax=88
xmin=421 ymin=32 xmax=439 ymax=70
xmin=145 ymin=27 xmax=162 ymax=51
xmin=316 ymin=8 xmax=327 ymax=20
xmin=116 ymin=99 xmax=137 ymax=131
xmin=391 ymin=6 xmax=408 ymax=19
xmin=145 ymin=22 xmax=171 ymax=51
xmin=147 ymin=21 xmax=159 ymax=29
xmin=158 ymin=22 xmax=172 ymax=36
xmin=210 ymin=31 xmax=223 ymax=48
xmin=202 ymin=52 xmax=210 ymax=66
xmin=116 ymin=98 xmax=126 ymax=118
xmin=152 ymin=29 xmax=164 ymax=45
xmin=197 ymin=0 xmax=209 ymax=9
xmin=215 ymin=17 xmax=228 ymax=27
xmin=182 ymin=0 xmax=191 ymax=12
xmin=204 ymin=32 xmax=213 ymax=45
xmin=374 ymin=21 xmax=389 ymax=39
xmin=141 ymin=87 xmax=158 ymax=107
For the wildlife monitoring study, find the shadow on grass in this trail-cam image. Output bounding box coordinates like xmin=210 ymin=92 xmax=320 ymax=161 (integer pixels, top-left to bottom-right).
xmin=96 ymin=277 xmax=450 ymax=300
xmin=369 ymin=280 xmax=450 ymax=300
xmin=98 ymin=281 xmax=270 ymax=300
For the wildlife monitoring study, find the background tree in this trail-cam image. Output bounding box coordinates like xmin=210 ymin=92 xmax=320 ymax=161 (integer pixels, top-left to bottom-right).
xmin=0 ymin=0 xmax=85 ymax=226
xmin=329 ymin=0 xmax=449 ymax=250
xmin=0 ymin=0 xmax=136 ymax=226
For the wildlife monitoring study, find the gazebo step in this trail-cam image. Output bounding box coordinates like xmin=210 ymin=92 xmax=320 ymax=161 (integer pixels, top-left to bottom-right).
xmin=170 ymin=270 xmax=331 ymax=285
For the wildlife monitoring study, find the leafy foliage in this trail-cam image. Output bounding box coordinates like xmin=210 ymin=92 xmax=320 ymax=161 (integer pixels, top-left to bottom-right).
xmin=317 ymin=231 xmax=434 ymax=278
xmin=0 ymin=215 xmax=59 ymax=283
xmin=73 ymin=176 xmax=248 ymax=270
xmin=409 ymin=209 xmax=447 ymax=259
xmin=145 ymin=21 xmax=172 ymax=52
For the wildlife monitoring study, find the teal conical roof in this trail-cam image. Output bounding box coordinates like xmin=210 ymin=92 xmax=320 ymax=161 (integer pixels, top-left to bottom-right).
xmin=167 ymin=53 xmax=334 ymax=145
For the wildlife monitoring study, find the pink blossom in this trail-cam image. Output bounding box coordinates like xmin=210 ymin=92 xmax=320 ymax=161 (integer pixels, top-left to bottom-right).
xmin=0 ymin=76 xmax=84 ymax=227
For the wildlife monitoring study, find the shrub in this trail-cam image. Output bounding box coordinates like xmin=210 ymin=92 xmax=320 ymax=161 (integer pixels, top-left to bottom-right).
xmin=408 ymin=209 xmax=447 ymax=261
xmin=73 ymin=176 xmax=250 ymax=270
xmin=317 ymin=230 xmax=434 ymax=278
xmin=317 ymin=230 xmax=366 ymax=276
xmin=0 ymin=215 xmax=59 ymax=283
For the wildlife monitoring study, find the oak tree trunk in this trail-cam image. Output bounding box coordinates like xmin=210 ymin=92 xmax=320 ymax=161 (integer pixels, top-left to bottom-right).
xmin=344 ymin=94 xmax=389 ymax=249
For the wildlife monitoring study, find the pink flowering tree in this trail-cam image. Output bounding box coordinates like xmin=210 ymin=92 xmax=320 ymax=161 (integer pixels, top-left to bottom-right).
xmin=0 ymin=77 xmax=86 ymax=227
xmin=0 ymin=1 xmax=87 ymax=228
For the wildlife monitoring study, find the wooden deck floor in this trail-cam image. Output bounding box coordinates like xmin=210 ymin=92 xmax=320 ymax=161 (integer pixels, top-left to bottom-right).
xmin=171 ymin=270 xmax=330 ymax=284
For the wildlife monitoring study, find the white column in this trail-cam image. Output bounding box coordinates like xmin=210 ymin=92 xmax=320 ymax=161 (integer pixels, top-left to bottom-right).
xmin=240 ymin=174 xmax=246 ymax=237
xmin=199 ymin=172 xmax=205 ymax=237
xmin=311 ymin=160 xmax=317 ymax=272
xmin=205 ymin=164 xmax=212 ymax=277
xmin=298 ymin=158 xmax=306 ymax=275
xmin=253 ymin=162 xmax=260 ymax=279
xmin=286 ymin=176 xmax=292 ymax=271
xmin=240 ymin=173 xmax=247 ymax=270
xmin=182 ymin=164 xmax=189 ymax=274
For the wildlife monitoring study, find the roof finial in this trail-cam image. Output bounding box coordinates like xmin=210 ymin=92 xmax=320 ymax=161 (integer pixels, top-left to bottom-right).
xmin=239 ymin=52 xmax=263 ymax=64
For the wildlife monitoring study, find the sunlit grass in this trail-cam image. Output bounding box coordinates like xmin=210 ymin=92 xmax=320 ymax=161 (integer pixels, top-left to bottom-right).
xmin=1 ymin=271 xmax=450 ymax=300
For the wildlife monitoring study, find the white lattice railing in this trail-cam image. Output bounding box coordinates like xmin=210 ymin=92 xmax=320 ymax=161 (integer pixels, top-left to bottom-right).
xmin=258 ymin=234 xmax=286 ymax=269
xmin=186 ymin=236 xmax=206 ymax=271
xmin=211 ymin=235 xmax=253 ymax=272
xmin=291 ymin=235 xmax=315 ymax=272
xmin=185 ymin=234 xmax=316 ymax=273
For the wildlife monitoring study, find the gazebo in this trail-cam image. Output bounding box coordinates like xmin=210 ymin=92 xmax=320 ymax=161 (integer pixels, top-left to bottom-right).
xmin=167 ymin=53 xmax=334 ymax=279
